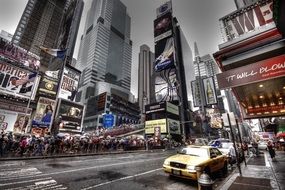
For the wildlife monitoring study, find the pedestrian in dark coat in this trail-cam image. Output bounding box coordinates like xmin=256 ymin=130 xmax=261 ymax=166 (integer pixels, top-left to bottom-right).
xmin=267 ymin=140 xmax=276 ymax=160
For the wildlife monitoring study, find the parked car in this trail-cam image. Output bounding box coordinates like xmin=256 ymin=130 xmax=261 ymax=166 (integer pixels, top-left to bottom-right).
xmin=208 ymin=138 xmax=231 ymax=148
xmin=258 ymin=141 xmax=268 ymax=150
xmin=194 ymin=138 xmax=208 ymax=146
xmin=163 ymin=145 xmax=228 ymax=180
xmin=218 ymin=142 xmax=244 ymax=163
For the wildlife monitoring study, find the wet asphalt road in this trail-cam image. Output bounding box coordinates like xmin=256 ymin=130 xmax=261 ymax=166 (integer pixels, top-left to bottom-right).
xmin=0 ymin=150 xmax=233 ymax=190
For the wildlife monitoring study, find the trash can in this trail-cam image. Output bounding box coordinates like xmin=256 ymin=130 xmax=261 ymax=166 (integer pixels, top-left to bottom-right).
xmin=198 ymin=171 xmax=214 ymax=190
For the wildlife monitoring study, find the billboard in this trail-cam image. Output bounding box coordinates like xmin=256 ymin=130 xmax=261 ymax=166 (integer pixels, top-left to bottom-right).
xmin=0 ymin=109 xmax=30 ymax=133
xmin=0 ymin=37 xmax=40 ymax=70
xmin=0 ymin=61 xmax=38 ymax=99
xmin=56 ymin=98 xmax=84 ymax=132
xmin=154 ymin=37 xmax=175 ymax=72
xmin=59 ymin=65 xmax=81 ymax=101
xmin=38 ymin=75 xmax=58 ymax=98
xmin=168 ymin=118 xmax=181 ymax=135
xmin=103 ymin=114 xmax=115 ymax=128
xmin=206 ymin=108 xmax=222 ymax=129
xmin=219 ymin=0 xmax=274 ymax=43
xmin=217 ymin=55 xmax=285 ymax=89
xmin=145 ymin=119 xmax=167 ymax=134
xmin=202 ymin=76 xmax=217 ymax=105
xmin=191 ymin=80 xmax=202 ymax=107
xmin=32 ymin=97 xmax=56 ymax=128
xmin=154 ymin=12 xmax=173 ymax=42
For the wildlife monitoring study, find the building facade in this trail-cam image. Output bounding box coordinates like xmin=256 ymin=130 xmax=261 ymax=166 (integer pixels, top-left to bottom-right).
xmin=0 ymin=30 xmax=13 ymax=42
xmin=12 ymin=0 xmax=83 ymax=71
xmin=76 ymin=0 xmax=132 ymax=105
xmin=138 ymin=44 xmax=155 ymax=118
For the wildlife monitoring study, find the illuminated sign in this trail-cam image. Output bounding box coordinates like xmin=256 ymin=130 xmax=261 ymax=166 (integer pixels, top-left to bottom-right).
xmin=145 ymin=119 xmax=167 ymax=134
xmin=103 ymin=114 xmax=115 ymax=128
xmin=217 ymin=55 xmax=285 ymax=89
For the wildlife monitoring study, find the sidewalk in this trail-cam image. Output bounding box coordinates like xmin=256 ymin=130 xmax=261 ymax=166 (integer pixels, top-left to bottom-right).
xmin=217 ymin=150 xmax=285 ymax=190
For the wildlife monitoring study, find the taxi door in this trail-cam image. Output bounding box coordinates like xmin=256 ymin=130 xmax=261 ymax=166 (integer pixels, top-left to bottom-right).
xmin=209 ymin=148 xmax=220 ymax=172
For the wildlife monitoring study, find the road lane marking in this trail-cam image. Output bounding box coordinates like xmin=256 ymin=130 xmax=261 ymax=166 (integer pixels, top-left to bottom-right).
xmin=82 ymin=168 xmax=162 ymax=190
xmin=0 ymin=157 xmax=166 ymax=181
xmin=35 ymin=179 xmax=57 ymax=185
xmin=264 ymin=153 xmax=270 ymax=167
xmin=0 ymin=177 xmax=52 ymax=187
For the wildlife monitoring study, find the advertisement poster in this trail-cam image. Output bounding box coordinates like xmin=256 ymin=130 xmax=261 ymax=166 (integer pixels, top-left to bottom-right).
xmin=0 ymin=37 xmax=40 ymax=70
xmin=154 ymin=37 xmax=175 ymax=72
xmin=167 ymin=118 xmax=181 ymax=135
xmin=203 ymin=76 xmax=217 ymax=105
xmin=32 ymin=97 xmax=56 ymax=128
xmin=145 ymin=119 xmax=167 ymax=134
xmin=38 ymin=74 xmax=58 ymax=98
xmin=0 ymin=61 xmax=38 ymax=99
xmin=57 ymin=98 xmax=84 ymax=132
xmin=206 ymin=108 xmax=222 ymax=129
xmin=0 ymin=109 xmax=30 ymax=133
xmin=13 ymin=114 xmax=29 ymax=134
xmin=154 ymin=12 xmax=173 ymax=42
xmin=58 ymin=65 xmax=81 ymax=101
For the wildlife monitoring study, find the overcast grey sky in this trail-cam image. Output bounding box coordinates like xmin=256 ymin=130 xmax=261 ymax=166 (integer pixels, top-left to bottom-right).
xmin=0 ymin=0 xmax=236 ymax=97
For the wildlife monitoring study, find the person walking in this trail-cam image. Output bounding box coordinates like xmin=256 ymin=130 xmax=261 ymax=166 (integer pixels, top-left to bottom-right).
xmin=228 ymin=143 xmax=237 ymax=169
xmin=267 ymin=140 xmax=276 ymax=161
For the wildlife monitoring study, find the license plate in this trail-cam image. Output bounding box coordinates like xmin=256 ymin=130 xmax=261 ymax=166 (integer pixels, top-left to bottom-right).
xmin=172 ymin=169 xmax=180 ymax=175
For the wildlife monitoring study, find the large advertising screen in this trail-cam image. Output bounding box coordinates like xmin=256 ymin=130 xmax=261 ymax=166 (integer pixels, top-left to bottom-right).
xmin=0 ymin=37 xmax=40 ymax=70
xmin=0 ymin=61 xmax=38 ymax=99
xmin=154 ymin=37 xmax=175 ymax=72
xmin=156 ymin=1 xmax=172 ymax=18
xmin=145 ymin=119 xmax=167 ymax=134
xmin=154 ymin=68 xmax=178 ymax=102
xmin=59 ymin=65 xmax=81 ymax=101
xmin=154 ymin=12 xmax=173 ymax=42
xmin=56 ymin=98 xmax=84 ymax=132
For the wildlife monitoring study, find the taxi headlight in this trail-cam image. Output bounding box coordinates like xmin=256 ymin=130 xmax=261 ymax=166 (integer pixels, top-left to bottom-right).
xmin=195 ymin=166 xmax=202 ymax=171
xmin=187 ymin=165 xmax=196 ymax=172
xmin=163 ymin=160 xmax=170 ymax=166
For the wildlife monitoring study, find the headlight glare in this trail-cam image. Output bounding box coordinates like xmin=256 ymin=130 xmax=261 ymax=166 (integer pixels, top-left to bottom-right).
xmin=163 ymin=160 xmax=170 ymax=166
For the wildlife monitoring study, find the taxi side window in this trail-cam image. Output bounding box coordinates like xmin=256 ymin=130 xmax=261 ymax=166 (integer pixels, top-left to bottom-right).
xmin=212 ymin=148 xmax=222 ymax=156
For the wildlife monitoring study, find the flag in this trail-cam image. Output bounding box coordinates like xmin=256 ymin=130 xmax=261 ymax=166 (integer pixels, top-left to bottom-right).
xmin=39 ymin=46 xmax=67 ymax=60
xmin=45 ymin=70 xmax=59 ymax=79
xmin=15 ymin=72 xmax=37 ymax=86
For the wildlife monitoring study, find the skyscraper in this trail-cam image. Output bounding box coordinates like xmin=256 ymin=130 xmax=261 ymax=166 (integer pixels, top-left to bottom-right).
xmin=138 ymin=44 xmax=155 ymax=116
xmin=12 ymin=0 xmax=83 ymax=71
xmin=193 ymin=42 xmax=220 ymax=88
xmin=76 ymin=0 xmax=132 ymax=104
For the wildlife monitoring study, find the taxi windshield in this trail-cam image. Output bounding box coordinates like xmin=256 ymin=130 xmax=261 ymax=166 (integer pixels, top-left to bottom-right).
xmin=178 ymin=147 xmax=209 ymax=158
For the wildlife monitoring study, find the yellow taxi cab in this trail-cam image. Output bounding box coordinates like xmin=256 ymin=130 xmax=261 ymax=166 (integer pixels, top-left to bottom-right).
xmin=163 ymin=145 xmax=228 ymax=180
